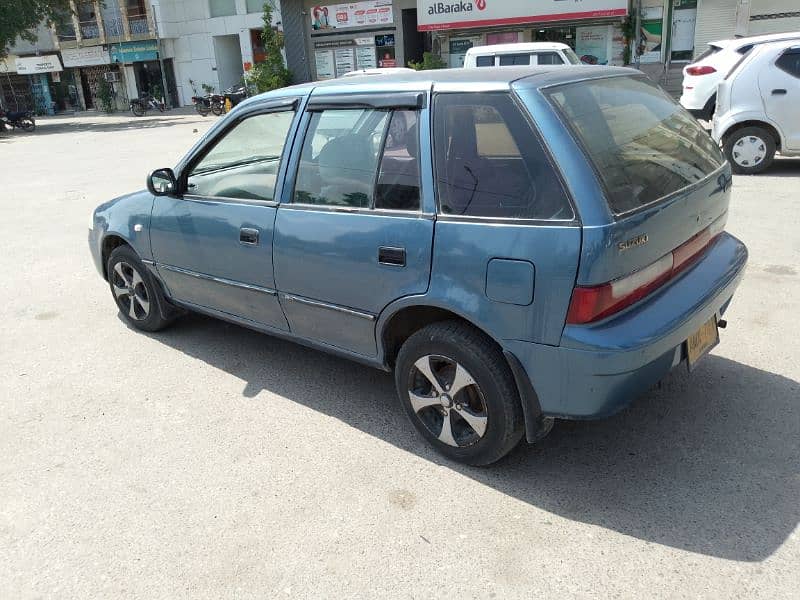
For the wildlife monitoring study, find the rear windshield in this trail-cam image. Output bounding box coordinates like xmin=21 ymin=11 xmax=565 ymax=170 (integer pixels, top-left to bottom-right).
xmin=545 ymin=75 xmax=724 ymax=215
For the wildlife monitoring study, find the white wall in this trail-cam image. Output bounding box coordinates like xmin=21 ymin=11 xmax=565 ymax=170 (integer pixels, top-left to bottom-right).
xmin=153 ymin=0 xmax=281 ymax=105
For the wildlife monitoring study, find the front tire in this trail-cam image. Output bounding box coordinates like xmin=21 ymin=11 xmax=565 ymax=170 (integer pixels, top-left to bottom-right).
xmin=211 ymin=102 xmax=224 ymax=116
xmin=724 ymin=126 xmax=776 ymax=174
xmin=107 ymin=245 xmax=171 ymax=332
xmin=394 ymin=321 xmax=524 ymax=466
xmin=131 ymin=102 xmax=145 ymax=117
xmin=20 ymin=117 xmax=35 ymax=131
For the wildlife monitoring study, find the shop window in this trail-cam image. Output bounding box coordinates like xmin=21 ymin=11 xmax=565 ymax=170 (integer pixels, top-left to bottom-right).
xmin=246 ymin=0 xmax=263 ymax=13
xmin=209 ymin=0 xmax=236 ymax=18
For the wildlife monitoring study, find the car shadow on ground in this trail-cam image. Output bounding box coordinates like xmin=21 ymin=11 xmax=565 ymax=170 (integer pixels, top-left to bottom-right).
xmin=764 ymin=156 xmax=800 ymax=176
xmin=137 ymin=312 xmax=799 ymax=563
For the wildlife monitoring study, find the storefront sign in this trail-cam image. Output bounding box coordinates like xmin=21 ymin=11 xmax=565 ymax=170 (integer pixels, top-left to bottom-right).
xmin=315 ymin=49 xmax=336 ymax=79
xmin=575 ymin=25 xmax=610 ymax=65
xmin=486 ymin=31 xmax=520 ymax=45
xmin=334 ymin=47 xmax=356 ymax=76
xmin=15 ymin=54 xmax=63 ymax=74
xmin=356 ymin=46 xmax=377 ymax=68
xmin=417 ymin=0 xmax=628 ymax=31
xmin=110 ymin=40 xmax=158 ymax=63
xmin=61 ymin=46 xmax=110 ymax=68
xmin=311 ymin=1 xmax=393 ymax=32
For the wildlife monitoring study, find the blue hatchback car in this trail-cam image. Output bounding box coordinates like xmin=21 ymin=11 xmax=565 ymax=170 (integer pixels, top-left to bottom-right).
xmin=90 ymin=67 xmax=747 ymax=465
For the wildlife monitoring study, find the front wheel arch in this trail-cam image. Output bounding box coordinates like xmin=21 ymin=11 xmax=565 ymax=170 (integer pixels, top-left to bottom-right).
xmin=721 ymin=120 xmax=782 ymax=152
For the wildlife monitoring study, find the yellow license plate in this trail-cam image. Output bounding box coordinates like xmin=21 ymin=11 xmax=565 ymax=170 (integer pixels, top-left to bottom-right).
xmin=686 ymin=316 xmax=719 ymax=370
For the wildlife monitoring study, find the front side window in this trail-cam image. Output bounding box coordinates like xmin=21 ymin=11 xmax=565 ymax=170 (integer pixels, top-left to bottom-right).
xmin=294 ymin=108 xmax=421 ymax=211
xmin=536 ymin=52 xmax=563 ymax=65
xmin=545 ymin=75 xmax=725 ymax=214
xmin=187 ymin=110 xmax=294 ymax=201
xmin=433 ymin=93 xmax=572 ymax=220
xmin=475 ymin=55 xmax=495 ymax=67
xmin=499 ymin=54 xmax=530 ymax=66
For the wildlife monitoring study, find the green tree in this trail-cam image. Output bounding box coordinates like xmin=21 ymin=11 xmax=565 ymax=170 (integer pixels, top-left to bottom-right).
xmin=245 ymin=0 xmax=291 ymax=93
xmin=408 ymin=52 xmax=446 ymax=71
xmin=1 ymin=0 xmax=71 ymax=58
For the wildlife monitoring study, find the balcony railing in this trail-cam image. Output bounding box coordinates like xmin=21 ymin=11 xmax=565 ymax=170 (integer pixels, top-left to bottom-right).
xmin=79 ymin=20 xmax=100 ymax=39
xmin=128 ymin=16 xmax=150 ymax=36
xmin=57 ymin=23 xmax=77 ymax=42
xmin=104 ymin=17 xmax=125 ymax=37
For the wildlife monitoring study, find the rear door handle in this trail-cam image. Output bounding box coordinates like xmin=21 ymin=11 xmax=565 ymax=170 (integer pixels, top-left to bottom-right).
xmin=772 ymin=88 xmax=787 ymax=95
xmin=378 ymin=246 xmax=406 ymax=266
xmin=240 ymin=227 xmax=259 ymax=245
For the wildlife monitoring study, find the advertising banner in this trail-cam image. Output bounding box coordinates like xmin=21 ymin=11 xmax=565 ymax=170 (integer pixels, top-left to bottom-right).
xmin=417 ymin=0 xmax=627 ymax=31
xmin=575 ymin=25 xmax=610 ymax=65
xmin=315 ymin=49 xmax=336 ymax=79
xmin=110 ymin=40 xmax=158 ymax=63
xmin=15 ymin=55 xmax=63 ymax=74
xmin=61 ymin=46 xmax=111 ymax=67
xmin=334 ymin=47 xmax=356 ymax=76
xmin=311 ymin=1 xmax=393 ymax=31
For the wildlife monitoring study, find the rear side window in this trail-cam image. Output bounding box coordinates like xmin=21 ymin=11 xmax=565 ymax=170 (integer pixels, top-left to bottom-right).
xmin=433 ymin=93 xmax=572 ymax=220
xmin=475 ymin=55 xmax=494 ymax=67
xmin=499 ymin=53 xmax=530 ymax=66
xmin=545 ymin=75 xmax=724 ymax=215
xmin=776 ymin=48 xmax=800 ymax=78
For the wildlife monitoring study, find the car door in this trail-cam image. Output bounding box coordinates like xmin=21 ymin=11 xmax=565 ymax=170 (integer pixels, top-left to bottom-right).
xmin=273 ymin=92 xmax=434 ymax=357
xmin=150 ymin=98 xmax=300 ymax=331
xmin=759 ymin=46 xmax=800 ymax=150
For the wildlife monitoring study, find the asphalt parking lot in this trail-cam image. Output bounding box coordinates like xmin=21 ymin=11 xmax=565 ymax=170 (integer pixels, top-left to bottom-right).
xmin=1 ymin=111 xmax=798 ymax=598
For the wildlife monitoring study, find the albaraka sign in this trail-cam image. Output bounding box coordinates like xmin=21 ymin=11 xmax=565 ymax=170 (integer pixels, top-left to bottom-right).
xmin=417 ymin=0 xmax=627 ymax=31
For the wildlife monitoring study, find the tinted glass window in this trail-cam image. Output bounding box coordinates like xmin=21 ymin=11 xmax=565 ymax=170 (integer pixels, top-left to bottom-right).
xmin=776 ymin=48 xmax=800 ymax=78
xmin=498 ymin=54 xmax=530 ymax=66
xmin=737 ymin=44 xmax=753 ymax=55
xmin=294 ymin=109 xmax=389 ymax=207
xmin=536 ymin=52 xmax=563 ymax=65
xmin=563 ymin=48 xmax=581 ymax=64
xmin=433 ymin=93 xmax=572 ymax=220
xmin=188 ymin=110 xmax=294 ymax=201
xmin=475 ymin=55 xmax=494 ymax=67
xmin=546 ymin=75 xmax=724 ymax=214
xmin=696 ymin=44 xmax=722 ymax=60
xmin=375 ymin=110 xmax=421 ymax=211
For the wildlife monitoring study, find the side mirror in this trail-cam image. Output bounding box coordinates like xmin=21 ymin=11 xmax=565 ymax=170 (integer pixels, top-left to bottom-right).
xmin=147 ymin=168 xmax=177 ymax=196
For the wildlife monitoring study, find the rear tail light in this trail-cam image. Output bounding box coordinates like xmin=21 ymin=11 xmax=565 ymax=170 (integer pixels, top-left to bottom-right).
xmin=566 ymin=218 xmax=726 ymax=325
xmin=686 ymin=65 xmax=717 ymax=76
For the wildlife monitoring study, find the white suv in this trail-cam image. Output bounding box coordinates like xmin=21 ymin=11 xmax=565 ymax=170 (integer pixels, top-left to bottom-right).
xmin=712 ymin=40 xmax=800 ymax=174
xmin=680 ymin=31 xmax=800 ymax=120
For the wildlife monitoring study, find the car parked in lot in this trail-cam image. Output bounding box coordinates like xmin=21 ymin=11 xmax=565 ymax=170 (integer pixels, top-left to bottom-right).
xmin=89 ymin=67 xmax=747 ymax=465
xmin=680 ymin=31 xmax=800 ymax=120
xmin=464 ymin=43 xmax=581 ymax=68
xmin=713 ymin=40 xmax=800 ymax=174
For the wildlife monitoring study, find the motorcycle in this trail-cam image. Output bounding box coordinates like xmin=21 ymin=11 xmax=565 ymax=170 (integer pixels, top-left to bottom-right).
xmin=130 ymin=93 xmax=164 ymax=117
xmin=222 ymin=84 xmax=248 ymax=110
xmin=0 ymin=108 xmax=36 ymax=132
xmin=192 ymin=93 xmax=224 ymax=117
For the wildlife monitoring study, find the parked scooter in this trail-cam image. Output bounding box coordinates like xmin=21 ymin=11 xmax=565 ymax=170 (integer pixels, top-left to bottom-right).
xmin=0 ymin=108 xmax=36 ymax=132
xmin=130 ymin=93 xmax=165 ymax=117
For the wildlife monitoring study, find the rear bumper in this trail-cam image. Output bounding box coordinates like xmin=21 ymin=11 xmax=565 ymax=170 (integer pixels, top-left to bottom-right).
xmin=505 ymin=232 xmax=748 ymax=419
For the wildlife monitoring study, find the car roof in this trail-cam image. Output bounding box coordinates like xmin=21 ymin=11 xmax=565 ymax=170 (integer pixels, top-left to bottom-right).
xmin=711 ymin=30 xmax=800 ymax=49
xmin=465 ymin=42 xmax=570 ymax=54
xmin=245 ymin=65 xmax=631 ymax=104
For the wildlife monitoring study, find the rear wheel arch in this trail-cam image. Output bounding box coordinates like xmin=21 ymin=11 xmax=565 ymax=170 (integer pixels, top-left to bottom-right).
xmin=722 ymin=120 xmax=782 ymax=151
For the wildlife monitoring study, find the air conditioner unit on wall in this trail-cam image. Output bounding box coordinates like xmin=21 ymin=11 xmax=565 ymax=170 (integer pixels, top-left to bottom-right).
xmin=103 ymin=71 xmax=119 ymax=83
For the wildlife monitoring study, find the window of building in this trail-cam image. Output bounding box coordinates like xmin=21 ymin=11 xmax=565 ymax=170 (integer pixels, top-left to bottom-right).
xmin=433 ymin=93 xmax=572 ymax=220
xmin=294 ymin=108 xmax=421 ymax=211
xmin=246 ymin=0 xmax=264 ymax=13
xmin=187 ymin=111 xmax=295 ymax=201
xmin=209 ymin=0 xmax=236 ymax=18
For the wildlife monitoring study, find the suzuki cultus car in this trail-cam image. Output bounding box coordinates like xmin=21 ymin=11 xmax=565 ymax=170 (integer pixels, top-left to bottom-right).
xmin=90 ymin=67 xmax=748 ymax=465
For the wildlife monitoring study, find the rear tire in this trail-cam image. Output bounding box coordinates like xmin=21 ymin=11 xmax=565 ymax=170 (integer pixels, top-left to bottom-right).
xmin=131 ymin=102 xmax=145 ymax=117
xmin=394 ymin=321 xmax=524 ymax=466
xmin=724 ymin=126 xmax=776 ymax=175
xmin=211 ymin=102 xmax=224 ymax=116
xmin=195 ymin=103 xmax=210 ymax=116
xmin=20 ymin=118 xmax=35 ymax=131
xmin=107 ymin=245 xmax=172 ymax=332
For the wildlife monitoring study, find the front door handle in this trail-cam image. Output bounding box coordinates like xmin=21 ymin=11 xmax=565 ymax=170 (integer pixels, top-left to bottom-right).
xmin=772 ymin=88 xmax=787 ymax=95
xmin=378 ymin=246 xmax=406 ymax=266
xmin=240 ymin=227 xmax=259 ymax=245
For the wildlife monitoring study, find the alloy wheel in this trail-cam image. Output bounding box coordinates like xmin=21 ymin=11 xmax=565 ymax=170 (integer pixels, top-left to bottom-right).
xmin=407 ymin=355 xmax=488 ymax=447
xmin=111 ymin=261 xmax=150 ymax=321
xmin=732 ymin=135 xmax=766 ymax=167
